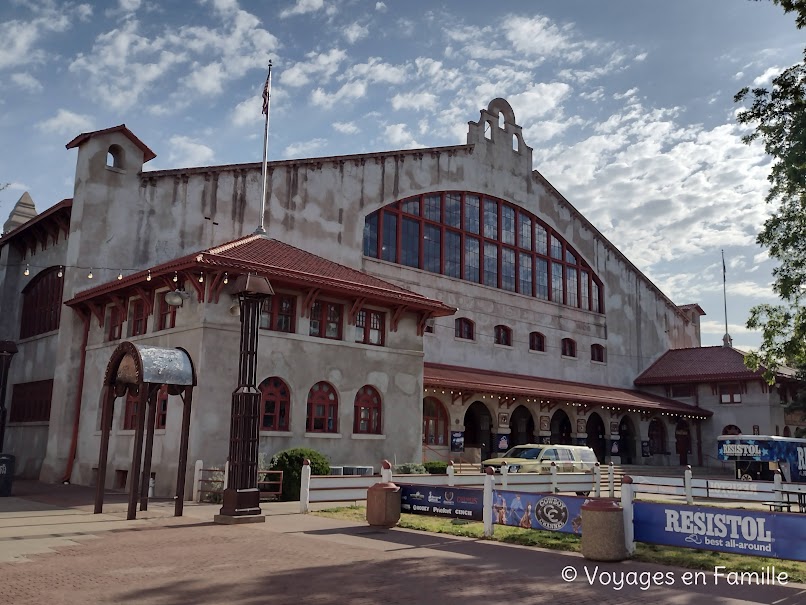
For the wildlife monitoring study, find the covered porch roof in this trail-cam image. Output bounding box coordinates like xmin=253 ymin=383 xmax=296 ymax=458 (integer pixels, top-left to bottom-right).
xmin=423 ymin=363 xmax=712 ymax=420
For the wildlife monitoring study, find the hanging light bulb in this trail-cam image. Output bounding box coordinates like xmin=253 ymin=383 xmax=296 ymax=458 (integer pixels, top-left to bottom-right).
xmin=88 ymin=268 xmax=94 ymax=279
xmin=146 ymin=270 xmax=152 ymax=282
xmin=198 ymin=272 xmax=204 ymax=283
xmin=223 ymin=272 xmax=228 ymax=284
xmin=117 ymin=271 xmax=123 ymax=280
xmin=173 ymin=271 xmax=178 ymax=283
xmin=57 ymin=266 xmax=63 ymax=278
xmin=23 ymin=263 xmax=29 ymax=276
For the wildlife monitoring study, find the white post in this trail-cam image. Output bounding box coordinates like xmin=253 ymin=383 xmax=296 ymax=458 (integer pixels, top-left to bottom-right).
xmin=483 ymin=468 xmax=495 ymax=538
xmin=593 ymin=462 xmax=601 ymax=498
xmin=148 ymin=477 xmax=155 ymax=498
xmin=550 ymin=462 xmax=558 ymax=493
xmin=501 ymin=464 xmax=509 ymax=488
xmin=381 ymin=459 xmax=393 ymax=483
xmin=447 ymin=460 xmax=455 ymax=487
xmin=223 ymin=460 xmax=230 ymax=491
xmin=300 ymin=459 xmax=312 ymax=514
xmin=608 ymin=462 xmax=615 ymax=498
xmin=193 ymin=460 xmax=203 ymax=503
xmin=684 ymin=465 xmax=693 ymax=505
xmin=774 ymin=471 xmax=784 ymax=504
xmin=621 ymin=476 xmax=635 ymax=555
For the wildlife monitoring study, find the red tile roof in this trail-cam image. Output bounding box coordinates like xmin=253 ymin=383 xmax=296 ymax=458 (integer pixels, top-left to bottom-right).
xmin=66 ymin=234 xmax=455 ymax=316
xmin=65 ymin=124 xmax=156 ymax=163
xmin=424 ymin=363 xmax=711 ymax=417
xmin=634 ymin=346 xmax=765 ymax=385
xmin=0 ymin=198 xmax=73 ymax=250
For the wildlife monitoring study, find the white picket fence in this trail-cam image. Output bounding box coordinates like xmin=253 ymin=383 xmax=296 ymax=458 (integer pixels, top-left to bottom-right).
xmin=299 ymin=460 xmax=615 ymax=513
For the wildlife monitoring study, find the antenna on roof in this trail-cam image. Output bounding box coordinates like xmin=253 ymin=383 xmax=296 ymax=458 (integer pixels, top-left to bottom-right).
xmin=722 ymin=249 xmax=732 ymax=347
xmin=256 ymin=61 xmax=272 ymax=236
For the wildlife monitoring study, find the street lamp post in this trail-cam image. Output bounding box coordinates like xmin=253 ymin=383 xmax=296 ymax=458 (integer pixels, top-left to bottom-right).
xmin=215 ymin=274 xmax=273 ymax=524
xmin=0 ymin=341 xmax=18 ymax=453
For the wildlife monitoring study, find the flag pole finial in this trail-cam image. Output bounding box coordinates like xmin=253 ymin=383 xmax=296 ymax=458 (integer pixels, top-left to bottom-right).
xmin=722 ymin=249 xmax=731 ymax=347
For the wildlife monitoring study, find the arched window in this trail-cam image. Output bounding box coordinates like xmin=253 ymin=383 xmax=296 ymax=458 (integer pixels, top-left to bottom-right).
xmin=306 ymin=382 xmax=338 ymax=433
xmin=455 ymin=317 xmax=474 ymax=340
xmin=423 ymin=397 xmax=448 ymax=446
xmin=529 ymin=331 xmax=545 ymax=352
xmin=353 ymin=386 xmax=382 ymax=434
xmin=20 ymin=266 xmax=63 ymax=339
xmin=106 ymin=144 xmax=124 ymax=169
xmin=561 ymin=338 xmax=576 ymax=358
xmin=362 ymin=192 xmax=604 ymax=312
xmin=260 ymin=377 xmax=291 ymax=431
xmin=591 ymin=344 xmax=605 ymax=363
xmin=494 ymin=325 xmax=512 ymax=346
xmin=722 ymin=424 xmax=742 ymax=435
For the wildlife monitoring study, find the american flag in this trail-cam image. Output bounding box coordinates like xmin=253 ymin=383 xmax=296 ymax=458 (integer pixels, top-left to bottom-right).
xmin=262 ymin=64 xmax=272 ymax=115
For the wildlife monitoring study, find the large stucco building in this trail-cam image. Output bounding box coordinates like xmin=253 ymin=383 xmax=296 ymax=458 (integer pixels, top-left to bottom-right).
xmin=1 ymin=98 xmax=795 ymax=496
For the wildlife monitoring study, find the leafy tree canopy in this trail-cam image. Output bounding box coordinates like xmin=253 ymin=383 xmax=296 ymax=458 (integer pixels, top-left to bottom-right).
xmin=738 ymin=1 xmax=806 ymax=385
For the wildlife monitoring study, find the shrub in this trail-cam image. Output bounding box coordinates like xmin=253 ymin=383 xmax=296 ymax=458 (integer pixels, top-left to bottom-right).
xmin=269 ymin=448 xmax=330 ymax=501
xmin=423 ymin=461 xmax=448 ymax=475
xmin=395 ymin=462 xmax=427 ymax=474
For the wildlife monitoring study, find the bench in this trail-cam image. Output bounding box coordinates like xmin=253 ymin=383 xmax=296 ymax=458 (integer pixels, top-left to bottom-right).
xmin=762 ymin=501 xmax=792 ymax=512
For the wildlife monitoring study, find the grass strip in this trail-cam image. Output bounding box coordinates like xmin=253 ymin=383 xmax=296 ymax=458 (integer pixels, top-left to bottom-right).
xmin=314 ymin=506 xmax=806 ymax=583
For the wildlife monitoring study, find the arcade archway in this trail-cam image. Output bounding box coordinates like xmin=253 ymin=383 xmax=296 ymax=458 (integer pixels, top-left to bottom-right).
xmin=464 ymin=401 xmax=493 ymax=461
xmin=618 ymin=416 xmax=636 ymax=464
xmin=550 ymin=409 xmax=572 ymax=445
xmin=509 ymin=405 xmax=534 ymax=447
xmin=586 ymin=413 xmax=606 ymax=462
xmin=675 ymin=419 xmax=692 ymax=465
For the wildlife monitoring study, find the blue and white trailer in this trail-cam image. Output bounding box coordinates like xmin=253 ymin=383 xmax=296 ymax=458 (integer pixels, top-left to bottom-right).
xmin=717 ymin=435 xmax=806 ymax=482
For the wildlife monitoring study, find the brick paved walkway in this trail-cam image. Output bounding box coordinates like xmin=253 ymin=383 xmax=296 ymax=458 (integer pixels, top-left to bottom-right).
xmin=0 ymin=482 xmax=804 ymax=604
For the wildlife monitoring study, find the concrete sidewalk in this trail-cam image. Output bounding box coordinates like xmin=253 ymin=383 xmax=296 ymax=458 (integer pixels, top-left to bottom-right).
xmin=0 ymin=481 xmax=804 ymax=604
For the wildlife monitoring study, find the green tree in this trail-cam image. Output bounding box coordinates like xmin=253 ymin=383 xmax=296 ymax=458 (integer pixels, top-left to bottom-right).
xmin=737 ymin=1 xmax=806 ymax=387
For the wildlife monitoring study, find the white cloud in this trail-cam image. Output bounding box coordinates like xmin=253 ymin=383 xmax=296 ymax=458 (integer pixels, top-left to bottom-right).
xmin=343 ymin=57 xmax=407 ymax=84
xmin=343 ymin=22 xmax=368 ymax=44
xmin=501 ymin=15 xmax=585 ymax=61
xmin=508 ymin=82 xmax=572 ymax=122
xmin=375 ymin=1 xmax=386 ymax=11
xmin=0 ymin=3 xmax=89 ymax=70
xmin=384 ymin=124 xmax=422 ymax=149
xmin=280 ymin=0 xmax=324 ymax=18
xmin=281 ymin=49 xmax=347 ymax=88
xmin=36 ymin=109 xmax=94 ymax=137
xmin=613 ymin=87 xmax=639 ymax=100
xmin=333 ymin=121 xmax=359 ymax=134
xmin=752 ymin=66 xmax=783 ymax=87
xmin=391 ymin=92 xmax=438 ymax=111
xmin=634 ymin=52 xmax=647 ymax=61
xmin=311 ymin=81 xmax=367 ymax=108
xmin=283 ymin=138 xmax=327 ymax=158
xmin=120 ymin=0 xmax=142 ymax=11
xmin=167 ymin=135 xmax=215 ymax=166
xmin=11 ymin=72 xmax=42 ymax=92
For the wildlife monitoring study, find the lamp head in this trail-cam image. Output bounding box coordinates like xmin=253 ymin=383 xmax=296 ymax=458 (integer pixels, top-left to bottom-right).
xmin=164 ymin=289 xmax=191 ymax=307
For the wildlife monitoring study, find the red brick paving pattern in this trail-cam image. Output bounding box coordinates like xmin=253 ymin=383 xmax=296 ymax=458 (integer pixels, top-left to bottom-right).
xmin=0 ymin=514 xmax=801 ymax=605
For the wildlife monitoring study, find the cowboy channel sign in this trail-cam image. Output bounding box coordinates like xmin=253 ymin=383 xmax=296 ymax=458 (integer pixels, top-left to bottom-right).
xmin=493 ymin=490 xmax=584 ymax=534
xmin=400 ymin=485 xmax=482 ymax=521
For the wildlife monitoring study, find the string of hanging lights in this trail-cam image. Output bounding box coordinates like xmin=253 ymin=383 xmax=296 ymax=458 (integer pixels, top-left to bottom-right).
xmin=12 ymin=261 xmax=228 ymax=285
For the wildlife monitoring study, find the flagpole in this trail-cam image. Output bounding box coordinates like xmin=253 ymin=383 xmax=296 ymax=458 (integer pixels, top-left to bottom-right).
xmin=722 ymin=249 xmax=729 ymax=342
xmin=256 ymin=61 xmax=272 ymax=235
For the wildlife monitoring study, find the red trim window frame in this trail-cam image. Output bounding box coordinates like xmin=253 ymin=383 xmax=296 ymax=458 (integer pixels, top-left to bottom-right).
xmin=361 ymin=192 xmax=605 ymax=314
xmin=591 ymin=344 xmax=605 ymax=363
xmin=306 ymin=381 xmax=339 ymax=433
xmin=529 ymin=331 xmax=545 ymax=352
xmin=129 ymin=299 xmax=146 ymax=337
xmin=561 ymin=338 xmax=576 ymax=358
xmin=259 ymin=376 xmax=291 ymax=431
xmin=108 ymin=306 xmax=123 ymax=341
xmin=719 ymin=383 xmax=742 ymax=404
xmin=423 ymin=397 xmax=448 ymax=446
xmin=155 ymin=385 xmax=168 ymax=430
xmin=9 ymin=380 xmax=53 ymax=423
xmin=455 ymin=317 xmax=474 ymax=340
xmin=20 ymin=266 xmax=63 ymax=339
xmin=309 ymin=300 xmax=343 ymax=340
xmin=353 ymin=385 xmax=382 ymax=434
xmin=355 ymin=310 xmax=385 ymax=346
xmin=158 ymin=292 xmax=177 ymax=331
xmin=494 ymin=324 xmax=512 ymax=346
xmin=260 ymin=294 xmax=296 ymax=333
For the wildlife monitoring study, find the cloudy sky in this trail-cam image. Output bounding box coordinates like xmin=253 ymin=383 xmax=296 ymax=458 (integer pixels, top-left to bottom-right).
xmin=0 ymin=0 xmax=802 ymax=350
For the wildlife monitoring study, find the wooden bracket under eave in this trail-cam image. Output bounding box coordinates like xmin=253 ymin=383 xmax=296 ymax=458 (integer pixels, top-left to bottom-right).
xmin=539 ymin=401 xmax=558 ymax=413
xmin=133 ymin=286 xmax=154 ymax=316
xmin=206 ymin=271 xmax=225 ymax=303
xmin=88 ymin=301 xmax=105 ymax=328
xmin=348 ymin=297 xmax=367 ymax=325
xmin=416 ymin=311 xmax=432 ymax=336
xmin=449 ymin=391 xmax=472 ymax=405
xmin=390 ymin=305 xmax=408 ymax=332
xmin=180 ymin=270 xmax=205 ymax=301
xmin=301 ymin=288 xmax=321 ymax=318
xmin=110 ymin=294 xmax=128 ymax=319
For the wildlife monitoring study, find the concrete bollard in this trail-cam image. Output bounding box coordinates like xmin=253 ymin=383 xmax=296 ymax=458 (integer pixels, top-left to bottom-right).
xmin=580 ymin=498 xmax=628 ymax=561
